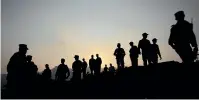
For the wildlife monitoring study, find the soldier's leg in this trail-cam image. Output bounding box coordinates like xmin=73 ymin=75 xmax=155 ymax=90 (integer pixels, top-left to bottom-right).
xmin=116 ymin=59 xmax=120 ymax=69
xmin=96 ymin=66 xmax=100 ymax=75
xmin=155 ymin=56 xmax=158 ymax=64
xmin=72 ymin=72 xmax=76 ymax=81
xmin=90 ymin=67 xmax=93 ymax=75
xmin=82 ymin=70 xmax=85 ymax=78
xmin=94 ymin=67 xmax=97 ymax=76
xmin=175 ymin=48 xmax=184 ymax=62
xmin=151 ymin=56 xmax=157 ymax=64
xmin=142 ymin=54 xmax=147 ymax=66
xmin=147 ymin=54 xmax=152 ymax=65
xmin=185 ymin=46 xmax=195 ymax=63
xmin=133 ymin=58 xmax=138 ymax=67
xmin=130 ymin=56 xmax=133 ymax=67
xmin=176 ymin=46 xmax=193 ymax=63
xmin=78 ymin=73 xmax=82 ymax=81
xmin=121 ymin=58 xmax=125 ymax=68
xmin=99 ymin=66 xmax=101 ymax=73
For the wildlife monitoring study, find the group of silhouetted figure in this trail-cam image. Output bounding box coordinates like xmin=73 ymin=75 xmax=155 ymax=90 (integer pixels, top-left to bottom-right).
xmin=4 ymin=11 xmax=199 ymax=98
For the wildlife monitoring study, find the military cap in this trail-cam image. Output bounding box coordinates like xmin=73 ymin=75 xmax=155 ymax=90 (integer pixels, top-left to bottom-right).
xmin=142 ymin=33 xmax=148 ymax=36
xmin=74 ymin=55 xmax=79 ymax=58
xmin=174 ymin=11 xmax=185 ymax=17
xmin=129 ymin=41 xmax=134 ymax=45
xmin=19 ymin=44 xmax=28 ymax=50
xmin=152 ymin=38 xmax=157 ymax=41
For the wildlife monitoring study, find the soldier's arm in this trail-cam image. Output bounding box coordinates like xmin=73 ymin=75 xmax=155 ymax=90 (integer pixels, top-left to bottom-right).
xmin=86 ymin=62 xmax=88 ymax=67
xmin=169 ymin=26 xmax=175 ymax=47
xmin=157 ymin=45 xmax=162 ymax=59
xmin=55 ymin=66 xmax=59 ymax=77
xmin=190 ymin=29 xmax=198 ymax=48
xmin=135 ymin=46 xmax=139 ymax=57
xmin=7 ymin=54 xmax=16 ymax=73
xmin=66 ymin=66 xmax=70 ymax=78
xmin=35 ymin=65 xmax=38 ymax=72
xmin=123 ymin=48 xmax=126 ymax=56
xmin=114 ymin=49 xmax=117 ymax=56
xmin=138 ymin=41 xmax=141 ymax=54
xmin=72 ymin=63 xmax=75 ymax=70
xmin=89 ymin=60 xmax=91 ymax=67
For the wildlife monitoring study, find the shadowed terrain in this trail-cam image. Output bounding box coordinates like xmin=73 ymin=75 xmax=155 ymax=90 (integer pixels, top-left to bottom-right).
xmin=1 ymin=61 xmax=199 ymax=99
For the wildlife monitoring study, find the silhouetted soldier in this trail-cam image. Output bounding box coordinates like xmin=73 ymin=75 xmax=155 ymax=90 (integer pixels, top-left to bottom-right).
xmin=102 ymin=64 xmax=109 ymax=78
xmin=109 ymin=64 xmax=115 ymax=77
xmin=104 ymin=64 xmax=108 ymax=73
xmin=7 ymin=44 xmax=28 ymax=89
xmin=42 ymin=64 xmax=51 ymax=81
xmin=89 ymin=55 xmax=95 ymax=75
xmin=95 ymin=54 xmax=102 ymax=75
xmin=169 ymin=11 xmax=198 ymax=63
xmin=129 ymin=41 xmax=139 ymax=67
xmin=82 ymin=58 xmax=88 ymax=79
xmin=138 ymin=33 xmax=152 ymax=66
xmin=72 ymin=55 xmax=82 ymax=82
xmin=151 ymin=38 xmax=162 ymax=64
xmin=55 ymin=58 xmax=70 ymax=82
xmin=114 ymin=43 xmax=126 ymax=69
xmin=26 ymin=55 xmax=38 ymax=84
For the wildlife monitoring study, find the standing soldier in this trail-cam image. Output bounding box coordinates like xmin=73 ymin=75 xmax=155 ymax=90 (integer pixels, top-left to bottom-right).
xmin=55 ymin=58 xmax=70 ymax=82
xmin=82 ymin=58 xmax=88 ymax=79
xmin=114 ymin=43 xmax=126 ymax=69
xmin=7 ymin=44 xmax=28 ymax=89
xmin=72 ymin=55 xmax=82 ymax=82
xmin=109 ymin=64 xmax=116 ymax=76
xmin=42 ymin=64 xmax=52 ymax=81
xmin=95 ymin=54 xmax=102 ymax=76
xmin=26 ymin=55 xmax=38 ymax=84
xmin=89 ymin=55 xmax=95 ymax=75
xmin=151 ymin=38 xmax=162 ymax=64
xmin=138 ymin=33 xmax=152 ymax=66
xmin=103 ymin=64 xmax=108 ymax=73
xmin=169 ymin=11 xmax=198 ymax=63
xmin=129 ymin=41 xmax=139 ymax=67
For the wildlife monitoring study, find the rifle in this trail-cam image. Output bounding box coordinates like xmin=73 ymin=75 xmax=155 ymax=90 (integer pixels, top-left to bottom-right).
xmin=191 ymin=18 xmax=199 ymax=61
xmin=191 ymin=18 xmax=193 ymax=30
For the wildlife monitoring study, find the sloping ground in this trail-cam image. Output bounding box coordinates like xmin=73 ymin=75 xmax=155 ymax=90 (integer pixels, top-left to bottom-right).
xmin=1 ymin=61 xmax=199 ymax=99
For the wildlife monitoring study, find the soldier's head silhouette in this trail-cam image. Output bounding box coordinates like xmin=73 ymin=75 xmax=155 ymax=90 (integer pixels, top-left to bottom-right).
xmin=96 ymin=54 xmax=99 ymax=58
xmin=61 ymin=58 xmax=65 ymax=64
xmin=91 ymin=55 xmax=94 ymax=59
xmin=105 ymin=64 xmax=107 ymax=67
xmin=45 ymin=64 xmax=49 ymax=69
xmin=117 ymin=43 xmax=121 ymax=48
xmin=19 ymin=44 xmax=28 ymax=54
xmin=27 ymin=55 xmax=32 ymax=62
xmin=83 ymin=58 xmax=85 ymax=61
xmin=152 ymin=38 xmax=157 ymax=44
xmin=175 ymin=11 xmax=185 ymax=21
xmin=110 ymin=63 xmax=112 ymax=66
xmin=74 ymin=55 xmax=79 ymax=61
xmin=129 ymin=41 xmax=134 ymax=47
xmin=142 ymin=33 xmax=148 ymax=39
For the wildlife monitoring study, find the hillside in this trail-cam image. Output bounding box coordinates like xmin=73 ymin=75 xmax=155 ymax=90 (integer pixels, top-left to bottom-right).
xmin=1 ymin=61 xmax=199 ymax=99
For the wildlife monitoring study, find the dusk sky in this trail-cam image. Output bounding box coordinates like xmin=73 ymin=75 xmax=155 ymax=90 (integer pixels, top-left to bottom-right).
xmin=2 ymin=0 xmax=199 ymax=74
